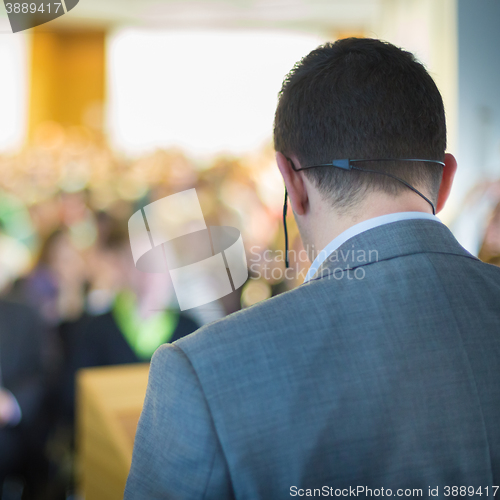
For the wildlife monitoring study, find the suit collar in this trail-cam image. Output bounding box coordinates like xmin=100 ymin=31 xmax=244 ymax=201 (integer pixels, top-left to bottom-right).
xmin=304 ymin=212 xmax=440 ymax=282
xmin=307 ymin=219 xmax=478 ymax=283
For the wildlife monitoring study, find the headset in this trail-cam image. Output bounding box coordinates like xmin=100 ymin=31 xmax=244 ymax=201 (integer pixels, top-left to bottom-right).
xmin=283 ymin=158 xmax=445 ymax=268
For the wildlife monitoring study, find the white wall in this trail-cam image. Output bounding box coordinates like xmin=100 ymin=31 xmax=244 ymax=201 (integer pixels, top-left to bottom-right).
xmin=456 ymin=0 xmax=500 ymax=196
xmin=106 ymin=29 xmax=322 ymax=158
xmin=0 ymin=19 xmax=28 ymax=152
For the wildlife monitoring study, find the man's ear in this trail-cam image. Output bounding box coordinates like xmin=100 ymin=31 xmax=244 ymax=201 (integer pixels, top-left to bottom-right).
xmin=436 ymin=153 xmax=457 ymax=214
xmin=276 ymin=152 xmax=308 ymax=216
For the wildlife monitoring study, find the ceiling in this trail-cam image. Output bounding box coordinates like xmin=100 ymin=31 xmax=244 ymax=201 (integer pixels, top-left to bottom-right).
xmin=45 ymin=0 xmax=382 ymax=33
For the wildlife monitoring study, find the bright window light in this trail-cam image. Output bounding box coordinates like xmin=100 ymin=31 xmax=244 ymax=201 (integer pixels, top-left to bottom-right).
xmin=107 ymin=29 xmax=323 ymax=157
xmin=0 ymin=31 xmax=28 ymax=152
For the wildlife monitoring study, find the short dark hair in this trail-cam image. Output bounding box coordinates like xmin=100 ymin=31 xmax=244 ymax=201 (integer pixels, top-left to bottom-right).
xmin=273 ymin=38 xmax=446 ymax=211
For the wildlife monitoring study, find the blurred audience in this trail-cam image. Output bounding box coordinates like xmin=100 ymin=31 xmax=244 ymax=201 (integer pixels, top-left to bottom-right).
xmin=479 ymin=200 xmax=500 ymax=266
xmin=23 ymin=228 xmax=87 ymax=327
xmin=451 ymin=180 xmax=500 ymax=256
xmin=59 ymin=216 xmax=199 ymax=421
xmin=0 ymin=300 xmax=49 ymax=499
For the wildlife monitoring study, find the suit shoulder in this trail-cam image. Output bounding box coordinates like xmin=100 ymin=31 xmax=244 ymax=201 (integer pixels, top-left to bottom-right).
xmin=175 ymin=281 xmax=322 ymax=352
xmin=150 ymin=342 xmax=193 ymax=380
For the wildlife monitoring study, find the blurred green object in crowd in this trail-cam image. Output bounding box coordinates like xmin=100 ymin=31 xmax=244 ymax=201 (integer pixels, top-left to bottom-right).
xmin=112 ymin=290 xmax=180 ymax=361
xmin=0 ymin=190 xmax=37 ymax=251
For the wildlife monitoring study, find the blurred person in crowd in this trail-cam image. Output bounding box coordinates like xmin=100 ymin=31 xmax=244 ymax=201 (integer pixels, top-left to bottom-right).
xmin=28 ymin=199 xmax=61 ymax=245
xmin=60 ymin=216 xmax=199 ymax=421
xmin=0 ymin=229 xmax=31 ymax=296
xmin=16 ymin=228 xmax=88 ymax=398
xmin=479 ymin=199 xmax=500 ymax=265
xmin=0 ymin=300 xmax=49 ymax=499
xmin=0 ymin=194 xmax=34 ymax=300
xmin=23 ymin=228 xmax=87 ymax=327
xmin=0 ymin=191 xmax=37 ymax=256
xmin=451 ymin=180 xmax=500 ymax=256
xmin=126 ymin=38 xmax=500 ymax=498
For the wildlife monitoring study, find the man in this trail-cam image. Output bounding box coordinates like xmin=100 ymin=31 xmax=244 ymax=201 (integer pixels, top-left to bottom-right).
xmin=125 ymin=38 xmax=500 ymax=498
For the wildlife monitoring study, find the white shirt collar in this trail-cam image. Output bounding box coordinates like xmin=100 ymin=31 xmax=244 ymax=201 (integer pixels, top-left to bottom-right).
xmin=303 ymin=212 xmax=442 ymax=283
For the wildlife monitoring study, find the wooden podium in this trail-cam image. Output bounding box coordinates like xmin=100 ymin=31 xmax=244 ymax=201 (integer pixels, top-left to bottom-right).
xmin=77 ymin=363 xmax=150 ymax=500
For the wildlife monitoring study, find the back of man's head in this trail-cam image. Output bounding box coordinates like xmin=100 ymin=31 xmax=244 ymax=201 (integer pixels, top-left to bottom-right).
xmin=274 ymin=38 xmax=446 ymax=212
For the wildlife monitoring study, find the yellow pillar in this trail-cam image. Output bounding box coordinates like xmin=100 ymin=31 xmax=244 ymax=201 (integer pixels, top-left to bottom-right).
xmin=334 ymin=30 xmax=367 ymax=40
xmin=28 ymin=28 xmax=106 ymax=139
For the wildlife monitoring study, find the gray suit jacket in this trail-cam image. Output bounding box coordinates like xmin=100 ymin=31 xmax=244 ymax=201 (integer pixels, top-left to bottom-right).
xmin=125 ymin=220 xmax=500 ymax=499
